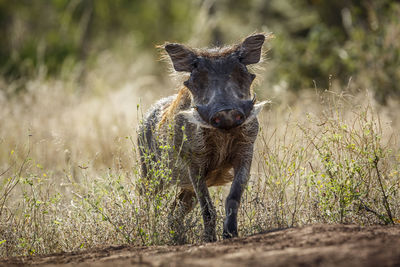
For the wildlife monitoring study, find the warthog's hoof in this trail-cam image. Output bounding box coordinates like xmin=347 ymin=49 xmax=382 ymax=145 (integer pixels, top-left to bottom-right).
xmin=203 ymin=234 xmax=217 ymax=243
xmin=223 ymin=218 xmax=238 ymax=239
xmin=169 ymin=232 xmax=187 ymax=245
xmin=222 ymin=229 xmax=238 ymax=239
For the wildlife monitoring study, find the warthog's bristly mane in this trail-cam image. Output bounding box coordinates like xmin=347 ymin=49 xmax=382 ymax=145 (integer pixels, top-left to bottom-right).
xmin=159 ymin=87 xmax=191 ymax=127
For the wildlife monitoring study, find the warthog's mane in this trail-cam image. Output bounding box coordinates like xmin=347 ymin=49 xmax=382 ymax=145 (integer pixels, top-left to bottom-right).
xmin=159 ymin=87 xmax=191 ymax=127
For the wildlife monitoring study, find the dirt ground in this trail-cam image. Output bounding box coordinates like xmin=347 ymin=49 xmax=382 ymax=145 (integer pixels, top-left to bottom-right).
xmin=2 ymin=224 xmax=400 ymax=267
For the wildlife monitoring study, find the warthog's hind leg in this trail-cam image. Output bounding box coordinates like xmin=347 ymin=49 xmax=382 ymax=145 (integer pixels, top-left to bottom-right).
xmin=168 ymin=189 xmax=196 ymax=244
xmin=189 ymin=167 xmax=217 ymax=243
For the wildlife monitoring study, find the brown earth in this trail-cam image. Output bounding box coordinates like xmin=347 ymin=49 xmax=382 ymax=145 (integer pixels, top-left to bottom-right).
xmin=2 ymin=224 xmax=400 ymax=267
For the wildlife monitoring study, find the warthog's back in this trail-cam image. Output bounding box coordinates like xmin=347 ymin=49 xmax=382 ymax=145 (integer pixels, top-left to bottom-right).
xmin=138 ymin=89 xmax=192 ymax=188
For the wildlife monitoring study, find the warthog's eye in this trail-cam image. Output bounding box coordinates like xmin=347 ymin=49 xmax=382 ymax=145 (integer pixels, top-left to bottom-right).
xmin=192 ymin=59 xmax=199 ymax=69
xmin=236 ymin=92 xmax=245 ymax=98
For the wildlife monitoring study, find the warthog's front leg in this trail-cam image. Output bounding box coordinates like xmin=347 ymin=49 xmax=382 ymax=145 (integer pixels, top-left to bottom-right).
xmin=189 ymin=166 xmax=217 ymax=242
xmin=223 ymin=146 xmax=254 ymax=239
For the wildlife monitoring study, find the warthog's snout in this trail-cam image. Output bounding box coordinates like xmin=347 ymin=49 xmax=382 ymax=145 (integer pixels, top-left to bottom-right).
xmin=197 ymin=98 xmax=255 ymax=130
xmin=210 ymin=109 xmax=245 ymax=130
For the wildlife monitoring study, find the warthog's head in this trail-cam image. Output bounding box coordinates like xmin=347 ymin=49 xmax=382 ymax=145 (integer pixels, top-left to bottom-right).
xmin=165 ymin=34 xmax=268 ymax=130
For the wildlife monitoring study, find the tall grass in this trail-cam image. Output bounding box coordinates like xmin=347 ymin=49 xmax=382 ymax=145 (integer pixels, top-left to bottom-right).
xmin=1 ymin=50 xmax=400 ymax=257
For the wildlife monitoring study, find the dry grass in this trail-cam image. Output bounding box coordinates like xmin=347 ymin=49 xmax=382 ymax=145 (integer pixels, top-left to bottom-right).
xmin=1 ymin=47 xmax=400 ymax=257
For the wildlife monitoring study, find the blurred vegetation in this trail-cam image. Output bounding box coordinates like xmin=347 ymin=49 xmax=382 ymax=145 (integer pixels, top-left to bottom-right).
xmin=1 ymin=0 xmax=400 ymax=257
xmin=0 ymin=0 xmax=195 ymax=80
xmin=1 ymin=0 xmax=400 ymax=102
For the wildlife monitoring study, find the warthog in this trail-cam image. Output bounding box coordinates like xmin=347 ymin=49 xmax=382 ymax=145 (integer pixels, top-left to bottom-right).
xmin=138 ymin=33 xmax=268 ymax=243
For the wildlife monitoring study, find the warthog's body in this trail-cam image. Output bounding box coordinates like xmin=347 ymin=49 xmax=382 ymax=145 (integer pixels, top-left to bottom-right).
xmin=138 ymin=34 xmax=267 ymax=243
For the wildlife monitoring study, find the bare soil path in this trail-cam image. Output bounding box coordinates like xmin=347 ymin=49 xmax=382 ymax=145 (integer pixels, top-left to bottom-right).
xmin=2 ymin=224 xmax=400 ymax=267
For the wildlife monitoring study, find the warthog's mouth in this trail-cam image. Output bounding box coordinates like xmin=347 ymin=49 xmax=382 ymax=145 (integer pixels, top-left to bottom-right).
xmin=179 ymin=99 xmax=270 ymax=129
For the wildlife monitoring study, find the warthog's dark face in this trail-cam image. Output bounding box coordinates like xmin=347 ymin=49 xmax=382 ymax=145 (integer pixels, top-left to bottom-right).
xmin=165 ymin=34 xmax=266 ymax=130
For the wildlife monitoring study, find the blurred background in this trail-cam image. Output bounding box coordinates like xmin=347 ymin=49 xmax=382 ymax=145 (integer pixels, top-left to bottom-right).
xmin=1 ymin=1 xmax=400 ymax=255
xmin=1 ymin=0 xmax=400 ymax=175
xmin=1 ymin=0 xmax=400 ymax=101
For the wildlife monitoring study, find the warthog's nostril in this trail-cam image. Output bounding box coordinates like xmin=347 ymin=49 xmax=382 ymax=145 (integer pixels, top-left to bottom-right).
xmin=210 ymin=109 xmax=245 ymax=130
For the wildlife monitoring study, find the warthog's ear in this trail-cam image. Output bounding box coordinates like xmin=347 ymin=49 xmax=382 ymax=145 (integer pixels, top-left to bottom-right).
xmin=238 ymin=34 xmax=265 ymax=65
xmin=164 ymin=43 xmax=197 ymax=72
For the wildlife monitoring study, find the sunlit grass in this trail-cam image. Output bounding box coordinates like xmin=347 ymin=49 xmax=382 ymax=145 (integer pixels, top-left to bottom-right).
xmin=1 ymin=51 xmax=400 ymax=257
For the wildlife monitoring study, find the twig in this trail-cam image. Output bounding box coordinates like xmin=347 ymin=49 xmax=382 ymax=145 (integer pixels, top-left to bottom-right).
xmin=373 ymin=156 xmax=394 ymax=224
xmin=0 ymin=144 xmax=31 ymax=217
xmin=359 ymin=199 xmax=391 ymax=224
xmin=0 ymin=164 xmax=14 ymax=177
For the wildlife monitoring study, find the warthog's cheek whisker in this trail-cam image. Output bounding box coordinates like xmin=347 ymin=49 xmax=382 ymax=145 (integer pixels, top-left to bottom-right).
xmin=178 ymin=109 xmax=214 ymax=128
xmin=241 ymin=100 xmax=271 ymax=125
